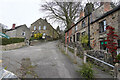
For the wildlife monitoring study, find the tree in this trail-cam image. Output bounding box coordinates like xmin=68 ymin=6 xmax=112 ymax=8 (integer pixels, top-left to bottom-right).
xmin=104 ymin=25 xmax=118 ymax=63
xmin=41 ymin=1 xmax=83 ymax=29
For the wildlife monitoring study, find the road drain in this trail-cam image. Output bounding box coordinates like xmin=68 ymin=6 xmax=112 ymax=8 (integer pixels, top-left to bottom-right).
xmin=18 ymin=58 xmax=38 ymax=78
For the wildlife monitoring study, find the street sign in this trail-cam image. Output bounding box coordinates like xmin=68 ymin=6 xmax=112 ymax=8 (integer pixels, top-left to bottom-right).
xmin=0 ymin=32 xmax=10 ymax=39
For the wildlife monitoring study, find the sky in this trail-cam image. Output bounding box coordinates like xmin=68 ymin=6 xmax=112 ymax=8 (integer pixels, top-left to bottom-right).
xmin=0 ymin=0 xmax=60 ymax=29
xmin=0 ymin=0 xmax=119 ymax=30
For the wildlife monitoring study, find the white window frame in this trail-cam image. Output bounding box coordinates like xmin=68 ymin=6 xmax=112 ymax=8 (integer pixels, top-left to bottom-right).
xmin=34 ymin=26 xmax=36 ymax=30
xmin=22 ymin=32 xmax=25 ymax=36
xmin=39 ymin=26 xmax=41 ymax=30
xmin=43 ymin=26 xmax=46 ymax=30
xmin=103 ymin=20 xmax=107 ymax=31
xmin=75 ymin=25 xmax=78 ymax=31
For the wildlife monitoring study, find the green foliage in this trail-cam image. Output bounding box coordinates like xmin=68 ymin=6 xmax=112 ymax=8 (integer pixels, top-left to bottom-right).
xmin=29 ymin=37 xmax=35 ymax=41
xmin=80 ymin=35 xmax=88 ymax=44
xmin=68 ymin=47 xmax=74 ymax=53
xmin=116 ymin=53 xmax=120 ymax=60
xmin=79 ymin=34 xmax=90 ymax=50
xmin=34 ymin=33 xmax=43 ymax=40
xmin=78 ymin=63 xmax=94 ymax=80
xmin=1 ymin=38 xmax=24 ymax=45
xmin=30 ymin=33 xmax=43 ymax=41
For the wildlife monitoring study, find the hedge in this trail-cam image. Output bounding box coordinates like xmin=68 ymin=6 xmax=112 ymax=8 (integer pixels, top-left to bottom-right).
xmin=0 ymin=38 xmax=25 ymax=45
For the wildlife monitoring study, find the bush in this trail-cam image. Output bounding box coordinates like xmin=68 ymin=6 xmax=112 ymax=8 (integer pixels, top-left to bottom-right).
xmin=117 ymin=53 xmax=120 ymax=61
xmin=29 ymin=37 xmax=35 ymax=41
xmin=0 ymin=38 xmax=25 ymax=45
xmin=78 ymin=63 xmax=94 ymax=80
xmin=34 ymin=33 xmax=43 ymax=40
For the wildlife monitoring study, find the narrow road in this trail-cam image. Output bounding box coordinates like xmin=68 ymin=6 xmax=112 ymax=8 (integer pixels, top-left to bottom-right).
xmin=2 ymin=41 xmax=81 ymax=78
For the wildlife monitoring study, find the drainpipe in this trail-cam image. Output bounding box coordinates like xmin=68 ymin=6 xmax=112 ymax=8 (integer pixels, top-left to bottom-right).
xmin=88 ymin=14 xmax=90 ymax=49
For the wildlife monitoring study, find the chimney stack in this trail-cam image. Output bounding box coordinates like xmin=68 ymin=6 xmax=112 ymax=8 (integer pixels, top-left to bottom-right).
xmin=12 ymin=24 xmax=16 ymax=29
xmin=80 ymin=10 xmax=84 ymax=19
xmin=100 ymin=2 xmax=112 ymax=12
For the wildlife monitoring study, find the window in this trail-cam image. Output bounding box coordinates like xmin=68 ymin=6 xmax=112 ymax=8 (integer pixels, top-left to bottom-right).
xmin=77 ymin=33 xmax=80 ymax=41
xmin=42 ymin=33 xmax=46 ymax=38
xmin=82 ymin=20 xmax=85 ymax=27
xmin=82 ymin=31 xmax=86 ymax=36
xmin=22 ymin=32 xmax=25 ymax=36
xmin=70 ymin=37 xmax=72 ymax=42
xmin=73 ymin=35 xmax=75 ymax=42
xmin=118 ymin=40 xmax=120 ymax=48
xmin=99 ymin=20 xmax=107 ymax=33
xmin=67 ymin=32 xmax=69 ymax=36
xmin=39 ymin=26 xmax=41 ymax=30
xmin=75 ymin=26 xmax=78 ymax=31
xmin=43 ymin=26 xmax=46 ymax=30
xmin=34 ymin=26 xmax=36 ymax=30
xmin=67 ymin=38 xmax=69 ymax=43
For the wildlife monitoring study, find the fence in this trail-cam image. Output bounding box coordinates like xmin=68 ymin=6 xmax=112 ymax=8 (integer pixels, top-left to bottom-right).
xmin=58 ymin=42 xmax=120 ymax=79
xmin=84 ymin=51 xmax=120 ymax=79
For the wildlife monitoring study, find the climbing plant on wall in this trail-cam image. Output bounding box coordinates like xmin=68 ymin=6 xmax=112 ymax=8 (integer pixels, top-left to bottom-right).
xmin=104 ymin=25 xmax=118 ymax=63
xmin=80 ymin=34 xmax=90 ymax=50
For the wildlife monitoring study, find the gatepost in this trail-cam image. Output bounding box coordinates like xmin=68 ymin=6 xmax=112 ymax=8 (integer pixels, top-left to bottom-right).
xmin=66 ymin=44 xmax=68 ymax=54
xmin=74 ymin=47 xmax=77 ymax=64
xmin=84 ymin=51 xmax=87 ymax=63
xmin=114 ymin=63 xmax=120 ymax=79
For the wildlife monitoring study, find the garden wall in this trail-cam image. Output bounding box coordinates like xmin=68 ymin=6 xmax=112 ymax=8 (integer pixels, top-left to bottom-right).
xmin=1 ymin=42 xmax=25 ymax=50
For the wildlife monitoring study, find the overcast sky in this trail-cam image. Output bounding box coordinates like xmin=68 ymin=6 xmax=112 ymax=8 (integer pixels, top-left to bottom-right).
xmin=0 ymin=0 xmax=58 ymax=29
xmin=0 ymin=0 xmax=119 ymax=30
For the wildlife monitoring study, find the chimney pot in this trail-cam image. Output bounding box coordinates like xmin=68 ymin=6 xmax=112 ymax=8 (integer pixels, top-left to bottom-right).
xmin=80 ymin=10 xmax=84 ymax=18
xmin=12 ymin=24 xmax=16 ymax=29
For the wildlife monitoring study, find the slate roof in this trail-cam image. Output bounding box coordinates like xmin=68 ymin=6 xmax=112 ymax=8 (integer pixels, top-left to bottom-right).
xmin=5 ymin=24 xmax=27 ymax=32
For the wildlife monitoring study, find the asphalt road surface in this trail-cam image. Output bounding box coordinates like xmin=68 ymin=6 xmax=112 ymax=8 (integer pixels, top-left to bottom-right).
xmin=2 ymin=41 xmax=81 ymax=78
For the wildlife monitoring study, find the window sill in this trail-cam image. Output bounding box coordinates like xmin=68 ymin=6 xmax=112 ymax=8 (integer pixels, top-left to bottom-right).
xmin=99 ymin=31 xmax=107 ymax=35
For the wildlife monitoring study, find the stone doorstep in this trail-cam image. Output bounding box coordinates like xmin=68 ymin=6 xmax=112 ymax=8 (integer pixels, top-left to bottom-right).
xmin=62 ymin=46 xmax=113 ymax=78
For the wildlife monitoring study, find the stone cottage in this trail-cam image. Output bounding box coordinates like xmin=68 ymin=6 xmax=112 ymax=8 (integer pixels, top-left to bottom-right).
xmin=90 ymin=4 xmax=120 ymax=54
xmin=30 ymin=18 xmax=59 ymax=40
xmin=65 ymin=2 xmax=120 ymax=53
xmin=5 ymin=24 xmax=30 ymax=39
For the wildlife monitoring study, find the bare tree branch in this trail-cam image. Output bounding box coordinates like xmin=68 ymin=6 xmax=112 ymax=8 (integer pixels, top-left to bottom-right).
xmin=40 ymin=1 xmax=83 ymax=29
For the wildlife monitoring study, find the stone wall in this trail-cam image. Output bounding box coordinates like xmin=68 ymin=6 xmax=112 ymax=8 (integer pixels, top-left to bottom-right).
xmin=16 ymin=25 xmax=30 ymax=39
xmin=6 ymin=25 xmax=30 ymax=40
xmin=30 ymin=18 xmax=59 ymax=39
xmin=90 ymin=9 xmax=119 ymax=50
xmin=1 ymin=42 xmax=25 ymax=50
xmin=86 ymin=50 xmax=113 ymax=71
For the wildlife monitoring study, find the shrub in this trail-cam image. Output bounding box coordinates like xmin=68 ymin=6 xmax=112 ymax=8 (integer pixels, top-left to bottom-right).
xmin=78 ymin=63 xmax=94 ymax=80
xmin=29 ymin=37 xmax=35 ymax=41
xmin=117 ymin=53 xmax=120 ymax=61
xmin=34 ymin=33 xmax=43 ymax=40
xmin=0 ymin=38 xmax=24 ymax=45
